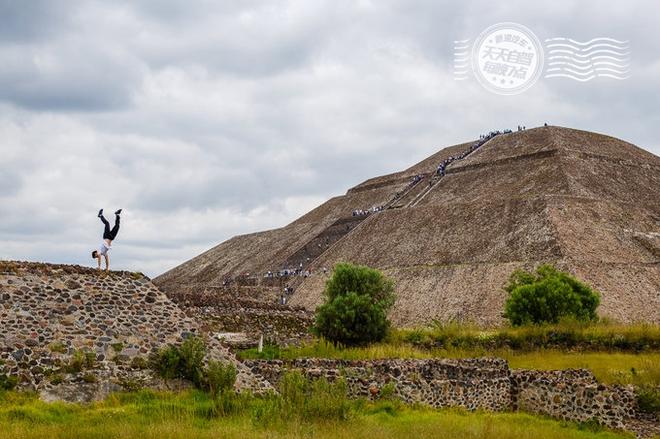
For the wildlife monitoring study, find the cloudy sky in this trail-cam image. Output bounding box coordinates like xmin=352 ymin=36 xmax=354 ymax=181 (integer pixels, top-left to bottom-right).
xmin=1 ymin=0 xmax=658 ymax=277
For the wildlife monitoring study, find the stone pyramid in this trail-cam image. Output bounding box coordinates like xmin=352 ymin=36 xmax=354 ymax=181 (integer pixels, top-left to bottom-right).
xmin=155 ymin=126 xmax=660 ymax=326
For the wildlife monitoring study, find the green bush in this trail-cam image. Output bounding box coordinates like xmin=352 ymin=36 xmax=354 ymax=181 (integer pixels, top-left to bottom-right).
xmin=118 ymin=377 xmax=145 ymax=392
xmin=0 ymin=373 xmax=18 ymax=391
xmin=636 ymin=385 xmax=660 ymax=416
xmin=205 ymin=361 xmax=237 ymax=398
xmin=81 ymin=373 xmax=97 ymax=383
xmin=314 ymin=263 xmax=395 ymax=346
xmin=47 ymin=342 xmax=67 ymax=354
xmin=149 ymin=336 xmax=208 ymax=389
xmin=179 ymin=337 xmax=206 ymax=387
xmin=63 ymin=349 xmax=96 ymax=373
xmin=379 ymin=382 xmax=397 ymax=401
xmin=503 ymin=265 xmax=600 ymax=326
xmin=49 ymin=374 xmax=64 ymax=385
xmin=149 ymin=345 xmax=181 ymax=383
xmin=130 ymin=356 xmax=149 ymax=370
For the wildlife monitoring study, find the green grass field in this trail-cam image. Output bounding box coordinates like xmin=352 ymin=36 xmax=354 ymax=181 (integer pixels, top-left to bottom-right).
xmin=0 ymin=390 xmax=634 ymax=439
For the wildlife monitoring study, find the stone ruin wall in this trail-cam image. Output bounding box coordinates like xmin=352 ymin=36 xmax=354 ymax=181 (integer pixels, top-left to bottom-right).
xmin=167 ymin=290 xmax=314 ymax=347
xmin=0 ymin=261 xmax=269 ymax=400
xmin=245 ymin=358 xmax=512 ymax=411
xmin=243 ymin=358 xmax=637 ymax=430
xmin=511 ymin=369 xmax=637 ymax=430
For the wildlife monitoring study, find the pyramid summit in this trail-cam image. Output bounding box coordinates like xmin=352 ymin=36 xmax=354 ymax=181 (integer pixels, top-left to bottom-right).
xmin=154 ymin=126 xmax=660 ymax=326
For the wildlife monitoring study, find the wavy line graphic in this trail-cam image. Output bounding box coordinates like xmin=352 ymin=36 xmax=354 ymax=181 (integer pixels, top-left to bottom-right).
xmin=546 ymin=67 xmax=630 ymax=76
xmin=545 ymin=73 xmax=630 ymax=81
xmin=453 ymin=39 xmax=471 ymax=81
xmin=546 ymin=42 xmax=629 ymax=51
xmin=547 ymin=61 xmax=630 ymax=70
xmin=544 ymin=37 xmax=630 ymax=81
xmin=548 ymin=56 xmax=629 ymax=67
xmin=547 ymin=49 xmax=629 ymax=58
xmin=545 ymin=37 xmax=628 ymax=46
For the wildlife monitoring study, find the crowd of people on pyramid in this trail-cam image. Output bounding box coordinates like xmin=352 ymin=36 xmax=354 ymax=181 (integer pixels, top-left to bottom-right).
xmin=409 ymin=174 xmax=423 ymax=186
xmin=352 ymin=205 xmax=385 ymax=216
xmin=264 ymin=264 xmax=313 ymax=278
xmin=436 ymin=128 xmax=512 ymax=176
xmin=354 ymin=174 xmax=425 ymax=215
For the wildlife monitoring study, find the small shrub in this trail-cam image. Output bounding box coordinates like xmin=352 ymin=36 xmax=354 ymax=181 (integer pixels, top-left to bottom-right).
xmin=130 ymin=356 xmax=148 ymax=370
xmin=636 ymin=385 xmax=660 ymax=416
xmin=149 ymin=337 xmax=207 ymax=388
xmin=503 ymin=265 xmax=600 ymax=326
xmin=314 ymin=263 xmax=395 ymax=346
xmin=379 ymin=382 xmax=397 ymax=400
xmin=576 ymin=418 xmax=604 ymax=433
xmin=0 ymin=373 xmax=18 ymax=391
xmin=81 ymin=373 xmax=97 ymax=383
xmin=0 ymin=261 xmax=19 ymax=274
xmin=48 ymin=342 xmax=67 ymax=354
xmin=118 ymin=377 xmax=144 ymax=392
xmin=179 ymin=337 xmax=206 ymax=386
xmin=64 ymin=350 xmax=96 ymax=373
xmin=85 ymin=352 xmax=97 ymax=367
xmin=49 ymin=374 xmax=64 ymax=385
xmin=111 ymin=343 xmax=124 ymax=353
xmin=205 ymin=361 xmax=237 ymax=398
xmin=403 ymin=330 xmax=433 ymax=348
xmin=149 ymin=345 xmax=181 ymax=383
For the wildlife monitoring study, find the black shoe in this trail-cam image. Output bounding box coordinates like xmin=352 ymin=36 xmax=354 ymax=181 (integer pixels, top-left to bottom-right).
xmin=115 ymin=209 xmax=122 ymax=215
xmin=98 ymin=209 xmax=103 ymax=217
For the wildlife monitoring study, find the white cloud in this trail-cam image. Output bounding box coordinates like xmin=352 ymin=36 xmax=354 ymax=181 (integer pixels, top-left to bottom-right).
xmin=0 ymin=0 xmax=658 ymax=276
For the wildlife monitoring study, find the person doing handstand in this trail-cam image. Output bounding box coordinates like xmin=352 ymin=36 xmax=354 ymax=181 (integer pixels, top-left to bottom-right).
xmin=92 ymin=209 xmax=122 ymax=271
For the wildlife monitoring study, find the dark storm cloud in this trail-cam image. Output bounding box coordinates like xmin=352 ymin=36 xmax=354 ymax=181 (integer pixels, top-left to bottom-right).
xmin=0 ymin=0 xmax=658 ymax=275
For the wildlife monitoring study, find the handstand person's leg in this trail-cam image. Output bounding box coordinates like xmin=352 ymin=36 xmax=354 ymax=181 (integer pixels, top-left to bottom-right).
xmin=108 ymin=214 xmax=121 ymax=240
xmin=100 ymin=215 xmax=112 ymax=239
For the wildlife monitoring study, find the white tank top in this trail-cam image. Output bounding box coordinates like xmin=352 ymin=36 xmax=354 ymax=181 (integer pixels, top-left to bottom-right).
xmin=99 ymin=242 xmax=111 ymax=256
